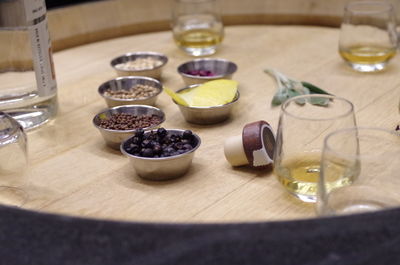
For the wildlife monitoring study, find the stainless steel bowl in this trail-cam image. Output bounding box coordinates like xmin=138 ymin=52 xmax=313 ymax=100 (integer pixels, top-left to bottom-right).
xmin=177 ymin=58 xmax=238 ymax=85
xmin=110 ymin=51 xmax=168 ymax=79
xmin=98 ymin=76 xmax=163 ymax=107
xmin=93 ymin=105 xmax=165 ymax=150
xmin=172 ymin=85 xmax=240 ymax=125
xmin=120 ymin=129 xmax=201 ymax=180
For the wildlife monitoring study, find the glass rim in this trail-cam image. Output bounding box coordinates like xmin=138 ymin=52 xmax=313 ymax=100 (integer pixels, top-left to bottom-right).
xmin=345 ymin=1 xmax=394 ymax=14
xmin=280 ymin=94 xmax=355 ymax=121
xmin=323 ymin=126 xmax=400 ymax=159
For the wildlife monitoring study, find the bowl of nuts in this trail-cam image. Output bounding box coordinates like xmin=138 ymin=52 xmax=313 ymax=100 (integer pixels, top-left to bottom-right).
xmin=93 ymin=105 xmax=165 ymax=150
xmin=98 ymin=76 xmax=163 ymax=107
xmin=111 ymin=51 xmax=168 ymax=79
xmin=120 ymin=128 xmax=201 ymax=180
xmin=177 ymin=58 xmax=237 ymax=85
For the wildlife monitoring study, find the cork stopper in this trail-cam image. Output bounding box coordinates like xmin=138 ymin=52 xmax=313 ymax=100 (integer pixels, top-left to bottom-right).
xmin=224 ymin=120 xmax=275 ymax=167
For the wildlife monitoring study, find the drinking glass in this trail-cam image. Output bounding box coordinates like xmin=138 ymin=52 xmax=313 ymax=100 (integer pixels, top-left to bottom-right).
xmin=317 ymin=127 xmax=400 ymax=216
xmin=171 ymin=0 xmax=224 ymax=56
xmin=273 ymin=95 xmax=356 ymax=203
xmin=339 ymin=1 xmax=398 ymax=72
xmin=0 ymin=112 xmax=28 ymax=206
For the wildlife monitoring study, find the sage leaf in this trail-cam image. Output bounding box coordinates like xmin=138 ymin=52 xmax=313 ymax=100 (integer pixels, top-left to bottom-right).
xmin=309 ymin=97 xmax=330 ymax=106
xmin=301 ymin=81 xmax=332 ymax=95
xmin=264 ymin=68 xmax=333 ymax=107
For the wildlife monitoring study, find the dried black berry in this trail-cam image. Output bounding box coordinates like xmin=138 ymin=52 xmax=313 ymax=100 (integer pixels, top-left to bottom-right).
xmin=157 ymin=128 xmax=167 ymax=137
xmin=132 ymin=136 xmax=140 ymax=144
xmin=142 ymin=148 xmax=154 ymax=157
xmin=183 ymin=144 xmax=192 ymax=151
xmin=136 ymin=128 xmax=144 ymax=137
xmin=182 ymin=130 xmax=193 ymax=140
xmin=124 ymin=128 xmax=196 ymax=158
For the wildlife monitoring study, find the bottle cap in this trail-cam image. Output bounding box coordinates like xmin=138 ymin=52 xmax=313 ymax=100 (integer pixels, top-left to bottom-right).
xmin=224 ymin=120 xmax=275 ymax=167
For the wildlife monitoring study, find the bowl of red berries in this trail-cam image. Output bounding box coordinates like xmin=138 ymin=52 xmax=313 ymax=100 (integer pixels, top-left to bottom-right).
xmin=177 ymin=58 xmax=237 ymax=85
xmin=120 ymin=128 xmax=201 ymax=180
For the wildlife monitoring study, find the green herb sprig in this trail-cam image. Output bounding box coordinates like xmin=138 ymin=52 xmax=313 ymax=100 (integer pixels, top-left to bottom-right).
xmin=264 ymin=69 xmax=332 ymax=106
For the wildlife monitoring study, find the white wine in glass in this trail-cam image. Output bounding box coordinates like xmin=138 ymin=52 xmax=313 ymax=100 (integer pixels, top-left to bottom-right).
xmin=274 ymin=95 xmax=357 ymax=203
xmin=339 ymin=2 xmax=398 ymax=72
xmin=171 ymin=0 xmax=224 ymax=56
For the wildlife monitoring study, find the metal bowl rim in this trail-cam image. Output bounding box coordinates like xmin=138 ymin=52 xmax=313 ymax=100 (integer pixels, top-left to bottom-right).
xmin=92 ymin=104 xmax=166 ymax=133
xmin=98 ymin=76 xmax=163 ymax=102
xmin=110 ymin=51 xmax=168 ymax=72
xmin=177 ymin=58 xmax=237 ymax=79
xmin=172 ymin=85 xmax=240 ymax=109
xmin=120 ymin=129 xmax=201 ymax=161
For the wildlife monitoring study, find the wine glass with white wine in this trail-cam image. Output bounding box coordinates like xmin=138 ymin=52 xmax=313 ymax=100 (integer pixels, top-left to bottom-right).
xmin=339 ymin=1 xmax=398 ymax=72
xmin=273 ymin=95 xmax=357 ymax=203
xmin=171 ymin=0 xmax=224 ymax=56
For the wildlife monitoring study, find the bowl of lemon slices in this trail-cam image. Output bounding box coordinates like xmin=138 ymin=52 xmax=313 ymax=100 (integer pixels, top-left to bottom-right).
xmin=165 ymin=79 xmax=239 ymax=125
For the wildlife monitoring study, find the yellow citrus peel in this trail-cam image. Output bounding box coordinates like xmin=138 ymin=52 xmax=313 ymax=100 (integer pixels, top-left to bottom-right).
xmin=165 ymin=79 xmax=238 ymax=107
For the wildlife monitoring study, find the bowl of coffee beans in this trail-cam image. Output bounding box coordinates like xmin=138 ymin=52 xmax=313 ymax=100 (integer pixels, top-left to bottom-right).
xmin=177 ymin=58 xmax=237 ymax=85
xmin=93 ymin=105 xmax=165 ymax=150
xmin=121 ymin=128 xmax=201 ymax=180
xmin=111 ymin=51 xmax=168 ymax=80
xmin=98 ymin=76 xmax=163 ymax=107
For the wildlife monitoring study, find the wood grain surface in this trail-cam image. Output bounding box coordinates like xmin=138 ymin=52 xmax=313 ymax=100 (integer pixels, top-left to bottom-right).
xmin=6 ymin=25 xmax=399 ymax=223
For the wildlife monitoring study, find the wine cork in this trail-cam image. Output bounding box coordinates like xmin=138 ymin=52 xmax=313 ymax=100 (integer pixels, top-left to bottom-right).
xmin=224 ymin=120 xmax=275 ymax=167
xmin=223 ymin=134 xmax=248 ymax=166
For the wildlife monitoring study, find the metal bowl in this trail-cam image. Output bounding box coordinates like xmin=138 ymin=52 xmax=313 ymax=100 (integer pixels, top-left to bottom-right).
xmin=98 ymin=76 xmax=163 ymax=107
xmin=172 ymin=85 xmax=240 ymax=125
xmin=93 ymin=105 xmax=165 ymax=150
xmin=120 ymin=129 xmax=201 ymax=180
xmin=110 ymin=51 xmax=168 ymax=79
xmin=177 ymin=58 xmax=238 ymax=85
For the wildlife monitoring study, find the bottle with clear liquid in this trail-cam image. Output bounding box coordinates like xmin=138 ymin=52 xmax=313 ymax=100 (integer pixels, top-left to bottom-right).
xmin=0 ymin=0 xmax=57 ymax=130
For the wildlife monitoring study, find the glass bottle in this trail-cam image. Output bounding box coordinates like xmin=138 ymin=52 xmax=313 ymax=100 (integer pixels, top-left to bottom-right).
xmin=0 ymin=0 xmax=57 ymax=130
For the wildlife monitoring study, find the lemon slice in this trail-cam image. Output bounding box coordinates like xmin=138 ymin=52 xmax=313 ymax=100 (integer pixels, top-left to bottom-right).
xmin=191 ymin=80 xmax=238 ymax=107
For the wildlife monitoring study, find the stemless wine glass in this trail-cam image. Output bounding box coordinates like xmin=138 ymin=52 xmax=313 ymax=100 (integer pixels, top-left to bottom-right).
xmin=317 ymin=127 xmax=400 ymax=216
xmin=273 ymin=95 xmax=356 ymax=203
xmin=171 ymin=0 xmax=224 ymax=56
xmin=339 ymin=1 xmax=398 ymax=72
xmin=0 ymin=112 xmax=28 ymax=206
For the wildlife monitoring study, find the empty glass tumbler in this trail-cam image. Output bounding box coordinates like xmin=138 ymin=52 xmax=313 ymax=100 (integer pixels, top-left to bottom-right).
xmin=171 ymin=0 xmax=224 ymax=56
xmin=339 ymin=1 xmax=398 ymax=72
xmin=0 ymin=112 xmax=28 ymax=206
xmin=317 ymin=127 xmax=400 ymax=216
xmin=273 ymin=95 xmax=356 ymax=203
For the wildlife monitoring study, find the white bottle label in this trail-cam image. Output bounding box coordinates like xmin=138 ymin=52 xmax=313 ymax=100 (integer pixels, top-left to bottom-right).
xmin=24 ymin=0 xmax=57 ymax=97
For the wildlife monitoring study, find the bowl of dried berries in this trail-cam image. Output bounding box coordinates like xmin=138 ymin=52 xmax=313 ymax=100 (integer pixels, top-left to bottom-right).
xmin=121 ymin=128 xmax=201 ymax=180
xmin=111 ymin=52 xmax=168 ymax=79
xmin=98 ymin=76 xmax=163 ymax=107
xmin=93 ymin=105 xmax=165 ymax=150
xmin=177 ymin=58 xmax=237 ymax=85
